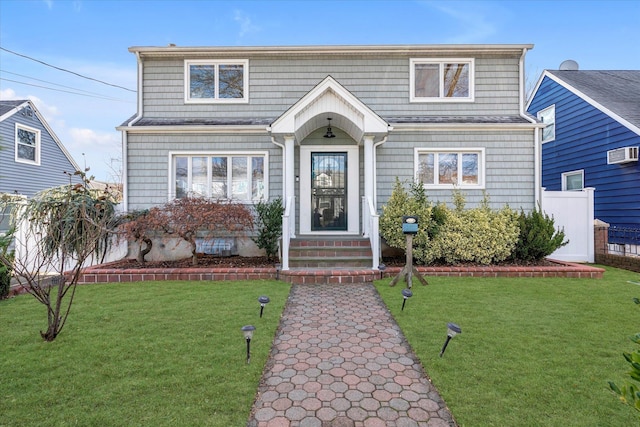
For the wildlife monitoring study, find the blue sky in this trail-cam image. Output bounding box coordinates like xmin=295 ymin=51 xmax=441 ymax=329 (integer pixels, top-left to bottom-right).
xmin=1 ymin=0 xmax=638 ymax=181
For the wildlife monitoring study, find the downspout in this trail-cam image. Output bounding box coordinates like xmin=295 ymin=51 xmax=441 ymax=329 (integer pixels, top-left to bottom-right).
xmin=372 ymin=136 xmax=388 ymax=208
xmin=518 ymin=47 xmax=541 ymax=208
xmin=270 ymin=136 xmax=286 ymax=200
xmin=122 ymin=52 xmax=144 ymax=212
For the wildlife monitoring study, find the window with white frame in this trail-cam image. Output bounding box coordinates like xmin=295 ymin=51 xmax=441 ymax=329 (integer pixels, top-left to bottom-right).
xmin=538 ymin=105 xmax=555 ymax=142
xmin=410 ymin=58 xmax=474 ymax=102
xmin=15 ymin=124 xmax=40 ymax=165
xmin=184 ymin=60 xmax=248 ymax=103
xmin=562 ymin=170 xmax=584 ymax=191
xmin=172 ymin=153 xmax=266 ymax=201
xmin=415 ymin=149 xmax=484 ymax=188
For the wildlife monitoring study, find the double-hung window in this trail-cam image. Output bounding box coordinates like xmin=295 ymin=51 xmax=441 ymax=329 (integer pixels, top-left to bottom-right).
xmin=184 ymin=59 xmax=248 ymax=103
xmin=410 ymin=58 xmax=474 ymax=102
xmin=15 ymin=124 xmax=40 ymax=165
xmin=172 ymin=152 xmax=266 ymax=201
xmin=538 ymin=105 xmax=555 ymax=142
xmin=415 ymin=148 xmax=484 ymax=188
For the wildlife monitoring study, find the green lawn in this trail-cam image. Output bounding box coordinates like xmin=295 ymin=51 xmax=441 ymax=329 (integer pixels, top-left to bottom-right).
xmin=375 ymin=266 xmax=640 ymax=426
xmin=3 ymin=268 xmax=640 ymax=426
xmin=0 ymin=280 xmax=290 ymax=427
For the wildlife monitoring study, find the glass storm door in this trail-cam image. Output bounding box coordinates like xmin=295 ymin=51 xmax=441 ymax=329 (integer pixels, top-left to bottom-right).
xmin=311 ymin=152 xmax=347 ymax=231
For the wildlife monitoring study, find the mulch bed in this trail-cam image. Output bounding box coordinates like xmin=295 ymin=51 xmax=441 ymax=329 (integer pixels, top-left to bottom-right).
xmin=103 ymin=255 xmax=557 ymax=270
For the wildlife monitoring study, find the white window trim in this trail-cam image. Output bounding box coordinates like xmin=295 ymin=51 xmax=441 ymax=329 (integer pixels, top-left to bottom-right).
xmin=414 ymin=147 xmax=485 ymax=189
xmin=184 ymin=59 xmax=249 ymax=104
xmin=14 ymin=123 xmax=41 ymax=166
xmin=562 ymin=169 xmax=584 ymax=191
xmin=410 ymin=58 xmax=475 ymax=103
xmin=538 ymin=104 xmax=556 ymax=143
xmin=168 ymin=151 xmax=268 ymax=202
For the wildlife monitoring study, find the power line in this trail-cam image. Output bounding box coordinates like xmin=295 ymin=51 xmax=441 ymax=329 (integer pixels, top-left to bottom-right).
xmin=0 ymin=77 xmax=135 ymax=103
xmin=0 ymin=46 xmax=136 ymax=93
xmin=1 ymin=69 xmax=132 ymax=100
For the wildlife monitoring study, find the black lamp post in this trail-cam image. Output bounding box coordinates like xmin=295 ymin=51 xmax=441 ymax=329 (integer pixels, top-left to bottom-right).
xmin=241 ymin=325 xmax=256 ymax=364
xmin=401 ymin=288 xmax=413 ymax=311
xmin=439 ymin=322 xmax=461 ymax=357
xmin=258 ymin=295 xmax=270 ymax=318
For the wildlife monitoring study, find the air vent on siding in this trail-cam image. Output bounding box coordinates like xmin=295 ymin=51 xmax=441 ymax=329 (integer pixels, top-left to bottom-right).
xmin=607 ymin=146 xmax=639 ymax=164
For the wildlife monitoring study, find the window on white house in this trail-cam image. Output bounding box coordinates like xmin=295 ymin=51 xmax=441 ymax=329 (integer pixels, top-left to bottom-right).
xmin=562 ymin=170 xmax=584 ymax=191
xmin=15 ymin=124 xmax=40 ymax=165
xmin=185 ymin=60 xmax=248 ymax=103
xmin=538 ymin=105 xmax=555 ymax=142
xmin=172 ymin=153 xmax=266 ymax=201
xmin=415 ymin=149 xmax=484 ymax=188
xmin=410 ymin=59 xmax=474 ymax=102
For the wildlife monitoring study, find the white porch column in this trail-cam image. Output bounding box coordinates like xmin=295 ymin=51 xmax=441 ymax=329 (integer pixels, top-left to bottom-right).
xmin=284 ymin=135 xmax=295 ymax=202
xmin=363 ymin=135 xmax=375 ymax=203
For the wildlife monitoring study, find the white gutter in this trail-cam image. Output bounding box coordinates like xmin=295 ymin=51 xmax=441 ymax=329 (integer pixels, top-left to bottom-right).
xmin=534 ymin=127 xmax=540 ymax=206
xmin=120 ymin=52 xmax=143 ymax=212
xmin=129 ymin=52 xmax=143 ymax=127
xmin=270 ymin=137 xmax=286 ymax=200
xmin=372 ymin=136 xmax=388 ymax=207
xmin=519 ymin=46 xmax=536 ymax=124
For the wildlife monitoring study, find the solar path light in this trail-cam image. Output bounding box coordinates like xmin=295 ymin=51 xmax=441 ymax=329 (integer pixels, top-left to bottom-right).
xmin=241 ymin=325 xmax=256 ymax=364
xmin=439 ymin=322 xmax=462 ymax=357
xmin=258 ymin=295 xmax=270 ymax=318
xmin=401 ymin=288 xmax=413 ymax=311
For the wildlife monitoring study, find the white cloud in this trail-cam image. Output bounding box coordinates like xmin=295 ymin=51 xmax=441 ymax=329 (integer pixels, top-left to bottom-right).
xmin=69 ymin=127 xmax=118 ymax=148
xmin=234 ymin=9 xmax=260 ymax=37
xmin=0 ymin=88 xmax=18 ymax=99
xmin=425 ymin=1 xmax=497 ymax=43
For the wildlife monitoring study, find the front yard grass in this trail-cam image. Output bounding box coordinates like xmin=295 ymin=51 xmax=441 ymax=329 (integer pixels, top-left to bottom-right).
xmin=3 ymin=267 xmax=640 ymax=426
xmin=375 ymin=266 xmax=640 ymax=426
xmin=0 ymin=280 xmax=290 ymax=427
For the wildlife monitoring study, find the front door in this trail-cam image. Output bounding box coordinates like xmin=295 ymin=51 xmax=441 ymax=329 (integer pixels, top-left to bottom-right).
xmin=311 ymin=152 xmax=347 ymax=231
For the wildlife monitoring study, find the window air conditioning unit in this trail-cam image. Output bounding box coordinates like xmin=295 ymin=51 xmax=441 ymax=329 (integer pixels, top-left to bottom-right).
xmin=607 ymin=146 xmax=639 ymax=164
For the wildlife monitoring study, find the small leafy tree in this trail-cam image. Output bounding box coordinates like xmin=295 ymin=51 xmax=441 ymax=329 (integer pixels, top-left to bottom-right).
xmin=0 ymin=171 xmax=118 ymax=341
xmin=118 ymin=208 xmax=164 ymax=263
xmin=609 ymin=298 xmax=640 ymax=414
xmin=162 ymin=197 xmax=254 ymax=265
xmin=511 ymin=206 xmax=568 ymax=261
xmin=252 ymin=197 xmax=283 ymax=261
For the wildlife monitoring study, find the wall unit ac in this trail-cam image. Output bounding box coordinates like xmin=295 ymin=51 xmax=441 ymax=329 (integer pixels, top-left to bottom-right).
xmin=607 ymin=146 xmax=639 ymax=164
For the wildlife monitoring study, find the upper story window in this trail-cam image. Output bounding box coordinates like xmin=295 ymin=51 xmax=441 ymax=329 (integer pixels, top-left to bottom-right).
xmin=171 ymin=152 xmax=266 ymax=202
xmin=562 ymin=169 xmax=584 ymax=191
xmin=15 ymin=124 xmax=40 ymax=165
xmin=415 ymin=148 xmax=484 ymax=188
xmin=538 ymin=105 xmax=555 ymax=142
xmin=410 ymin=58 xmax=474 ymax=102
xmin=184 ymin=60 xmax=248 ymax=103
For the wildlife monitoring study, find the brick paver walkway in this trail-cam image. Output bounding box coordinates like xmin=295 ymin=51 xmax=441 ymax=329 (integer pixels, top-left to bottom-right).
xmin=247 ymin=283 xmax=457 ymax=427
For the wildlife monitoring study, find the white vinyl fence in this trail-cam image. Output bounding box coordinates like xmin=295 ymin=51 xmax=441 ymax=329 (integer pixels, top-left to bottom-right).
xmin=540 ymin=187 xmax=595 ymax=263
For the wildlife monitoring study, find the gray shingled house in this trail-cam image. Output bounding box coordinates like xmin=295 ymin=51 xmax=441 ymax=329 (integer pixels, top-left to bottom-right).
xmin=118 ymin=44 xmax=541 ymax=270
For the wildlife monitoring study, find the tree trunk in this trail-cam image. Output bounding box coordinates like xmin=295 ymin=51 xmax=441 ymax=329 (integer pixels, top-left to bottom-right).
xmin=138 ymin=237 xmax=152 ymax=263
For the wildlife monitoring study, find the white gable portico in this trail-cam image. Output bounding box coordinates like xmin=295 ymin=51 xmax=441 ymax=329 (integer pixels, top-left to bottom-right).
xmin=268 ymin=76 xmax=391 ymax=269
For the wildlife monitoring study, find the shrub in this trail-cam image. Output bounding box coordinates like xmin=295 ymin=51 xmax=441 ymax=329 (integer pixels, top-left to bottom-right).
xmin=429 ymin=191 xmax=519 ymax=265
xmin=379 ymin=179 xmax=441 ymax=263
xmin=252 ymin=197 xmax=284 ymax=261
xmin=511 ymin=206 xmax=568 ymax=261
xmin=609 ymin=298 xmax=640 ymax=415
xmin=0 ymin=228 xmax=13 ymax=299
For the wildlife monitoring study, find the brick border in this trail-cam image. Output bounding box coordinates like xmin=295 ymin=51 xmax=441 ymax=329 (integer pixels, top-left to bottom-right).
xmin=72 ymin=259 xmax=603 ymax=286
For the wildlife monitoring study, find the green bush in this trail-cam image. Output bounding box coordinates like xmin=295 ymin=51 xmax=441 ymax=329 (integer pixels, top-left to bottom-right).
xmin=609 ymin=298 xmax=640 ymax=415
xmin=251 ymin=197 xmax=284 ymax=261
xmin=428 ymin=191 xmax=519 ymax=265
xmin=511 ymin=206 xmax=568 ymax=261
xmin=0 ymin=227 xmax=14 ymax=299
xmin=379 ymin=179 xmax=441 ymax=263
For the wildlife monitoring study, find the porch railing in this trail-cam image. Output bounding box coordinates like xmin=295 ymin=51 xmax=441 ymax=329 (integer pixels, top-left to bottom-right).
xmin=281 ymin=196 xmax=295 ymax=271
xmin=362 ymin=196 xmax=380 ymax=269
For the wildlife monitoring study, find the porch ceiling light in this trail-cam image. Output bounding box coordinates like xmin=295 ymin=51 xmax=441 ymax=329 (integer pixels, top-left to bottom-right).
xmin=401 ymin=288 xmax=413 ymax=311
xmin=439 ymin=322 xmax=462 ymax=357
xmin=258 ymin=295 xmax=270 ymax=318
xmin=323 ymin=118 xmax=336 ymax=138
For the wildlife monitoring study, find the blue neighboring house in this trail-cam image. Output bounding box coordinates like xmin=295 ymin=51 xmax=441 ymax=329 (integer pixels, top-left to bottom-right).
xmin=0 ymin=99 xmax=82 ymax=233
xmin=526 ymin=68 xmax=640 ymax=230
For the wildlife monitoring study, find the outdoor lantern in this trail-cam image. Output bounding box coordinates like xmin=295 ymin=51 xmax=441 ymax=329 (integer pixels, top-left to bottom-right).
xmin=258 ymin=295 xmax=270 ymax=318
xmin=401 ymin=288 xmax=413 ymax=311
xmin=241 ymin=325 xmax=256 ymax=364
xmin=439 ymin=322 xmax=462 ymax=357
xmin=323 ymin=118 xmax=336 ymax=138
